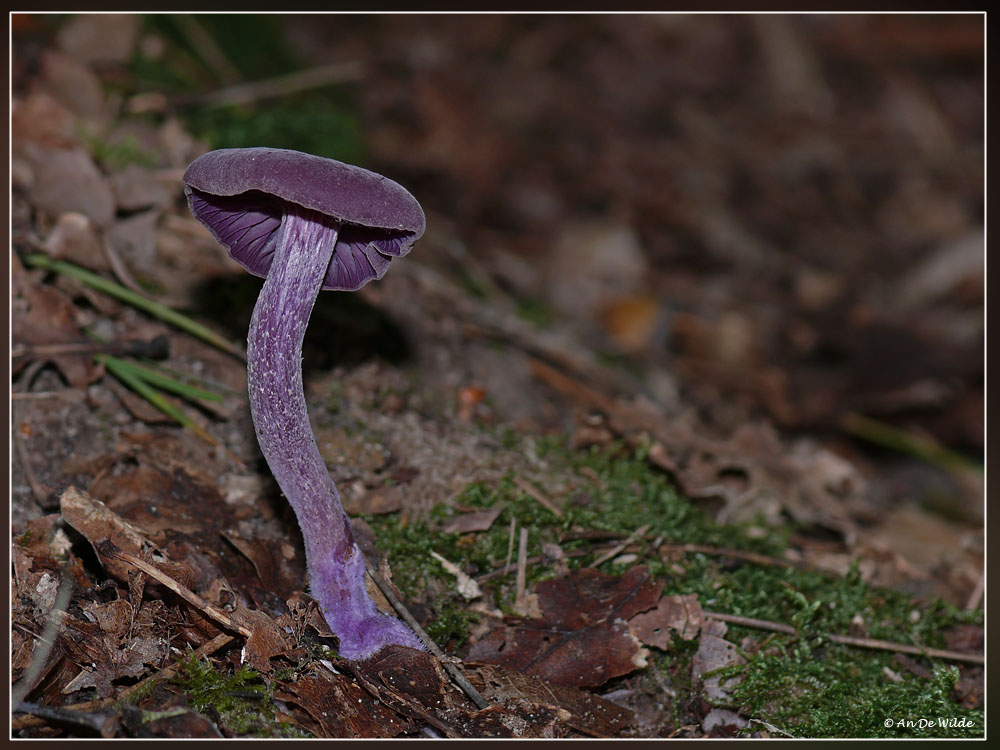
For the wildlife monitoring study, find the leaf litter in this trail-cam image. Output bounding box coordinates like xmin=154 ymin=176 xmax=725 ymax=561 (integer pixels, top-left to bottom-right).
xmin=10 ymin=12 xmax=982 ymax=739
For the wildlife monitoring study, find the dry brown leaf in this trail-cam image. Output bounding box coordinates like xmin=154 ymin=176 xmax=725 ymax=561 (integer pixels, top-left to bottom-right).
xmin=23 ymin=144 xmax=115 ymax=227
xmin=628 ymin=593 xmax=704 ymax=649
xmin=12 ymin=254 xmax=103 ymax=388
xmin=468 ymin=566 xmax=661 ymax=688
xmin=441 ymin=507 xmax=503 ymax=534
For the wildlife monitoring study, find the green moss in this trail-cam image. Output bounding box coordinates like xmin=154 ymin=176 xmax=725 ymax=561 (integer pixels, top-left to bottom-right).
xmin=172 ymin=655 xmax=309 ymax=738
xmin=423 ymin=599 xmax=479 ymax=649
xmin=364 ymin=435 xmax=982 ymax=738
xmin=723 ymin=650 xmax=980 ymax=738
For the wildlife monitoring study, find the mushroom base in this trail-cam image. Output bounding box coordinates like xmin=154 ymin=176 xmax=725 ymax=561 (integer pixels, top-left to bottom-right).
xmin=310 ymin=548 xmax=425 ymax=661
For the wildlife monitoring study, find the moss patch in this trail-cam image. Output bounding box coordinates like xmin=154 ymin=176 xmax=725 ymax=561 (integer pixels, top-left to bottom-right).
xmin=365 ymin=437 xmax=983 ymax=738
xmin=171 ymin=655 xmax=309 ymax=738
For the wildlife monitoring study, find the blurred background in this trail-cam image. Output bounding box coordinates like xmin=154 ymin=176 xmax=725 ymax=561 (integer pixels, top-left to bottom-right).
xmin=11 ymin=13 xmax=984 ymax=576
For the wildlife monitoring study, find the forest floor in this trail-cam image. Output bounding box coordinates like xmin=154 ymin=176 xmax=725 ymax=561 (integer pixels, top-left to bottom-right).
xmin=10 ymin=13 xmax=984 ymax=739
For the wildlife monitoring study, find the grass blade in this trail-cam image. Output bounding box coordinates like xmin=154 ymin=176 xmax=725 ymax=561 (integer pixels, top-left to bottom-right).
xmin=23 ymin=253 xmax=246 ymax=362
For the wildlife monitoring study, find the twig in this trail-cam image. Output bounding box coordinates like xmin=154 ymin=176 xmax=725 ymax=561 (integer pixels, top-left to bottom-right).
xmin=11 ymin=390 xmax=88 ymax=402
xmin=659 ymin=541 xmax=839 ymax=576
xmin=702 ymin=610 xmax=983 ymax=664
xmin=11 ymin=633 xmax=234 ymax=732
xmin=503 ymin=517 xmax=516 ymax=577
xmin=12 ymin=569 xmax=74 ymax=706
xmin=102 ymin=237 xmax=150 ymax=299
xmin=400 ymin=259 xmax=640 ymax=400
xmin=478 ymin=547 xmax=597 ymax=583
xmin=172 ymin=14 xmax=242 ymax=85
xmin=14 ymin=359 xmax=47 ymax=392
xmin=589 ymin=524 xmax=650 ymax=568
xmin=703 ymin=611 xmax=796 ymax=636
xmin=11 ymin=335 xmax=170 ymax=361
xmin=515 ymin=527 xmax=529 ymax=606
xmin=513 ymin=476 xmax=563 ymax=517
xmin=363 ymin=561 xmax=490 ymax=710
xmin=186 ymin=61 xmax=364 ymax=108
xmin=11 ymin=702 xmax=116 ymax=737
xmin=964 ymin=572 xmax=984 ymax=611
xmin=108 ymin=549 xmax=253 ymax=638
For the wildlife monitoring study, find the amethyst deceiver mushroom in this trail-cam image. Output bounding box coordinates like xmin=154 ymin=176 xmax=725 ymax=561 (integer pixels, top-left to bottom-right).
xmin=183 ymin=147 xmax=425 ymax=660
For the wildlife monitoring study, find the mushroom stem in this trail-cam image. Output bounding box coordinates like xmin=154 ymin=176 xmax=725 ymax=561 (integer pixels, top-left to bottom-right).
xmin=246 ymin=203 xmax=423 ymax=660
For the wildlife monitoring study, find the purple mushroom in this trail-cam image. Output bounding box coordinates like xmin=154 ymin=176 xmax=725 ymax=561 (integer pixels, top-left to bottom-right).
xmin=183 ymin=147 xmax=425 ymax=660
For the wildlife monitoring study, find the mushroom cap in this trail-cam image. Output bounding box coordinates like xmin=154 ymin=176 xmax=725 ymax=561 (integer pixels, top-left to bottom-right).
xmin=183 ymin=147 xmax=425 ymax=291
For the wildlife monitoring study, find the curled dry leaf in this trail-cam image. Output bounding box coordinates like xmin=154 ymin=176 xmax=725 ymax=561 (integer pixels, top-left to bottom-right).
xmin=59 ymin=485 xmax=160 ymax=583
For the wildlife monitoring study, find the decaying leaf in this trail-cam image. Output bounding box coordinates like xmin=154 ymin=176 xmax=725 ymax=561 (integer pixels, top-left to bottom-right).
xmin=356 ymin=644 xmax=633 ymax=737
xmin=466 ymin=661 xmax=634 ymax=737
xmin=274 ymin=668 xmax=413 ymax=738
xmin=59 ymin=485 xmax=161 ymax=583
xmin=468 ymin=566 xmax=661 ymax=688
xmin=431 ymin=551 xmax=482 ymax=600
xmin=628 ymin=593 xmax=704 ymax=649
xmin=692 ymin=620 xmax=746 ymax=704
xmin=11 ymin=254 xmax=103 ymax=388
xmin=441 ymin=506 xmax=503 ymax=534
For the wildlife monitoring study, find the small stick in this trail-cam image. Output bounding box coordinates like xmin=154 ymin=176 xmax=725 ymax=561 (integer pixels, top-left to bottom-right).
xmin=515 ymin=527 xmax=529 ymax=605
xmin=702 ymin=611 xmax=983 ymax=665
xmin=110 ymin=550 xmax=252 ymax=638
xmin=659 ymin=541 xmax=844 ymax=577
xmin=11 ymin=336 xmax=170 ymax=360
xmin=965 ymin=572 xmax=984 ymax=611
xmin=12 ymin=633 xmax=234 ymax=732
xmin=503 ymin=517 xmax=516 ymax=576
xmin=11 ymin=702 xmax=116 ymax=737
xmin=172 ymin=14 xmax=242 ymax=85
xmin=102 ymin=237 xmax=150 ymax=299
xmin=187 ymin=61 xmax=364 ymax=108
xmin=479 ymin=548 xmax=597 ymax=583
xmin=513 ymin=476 xmax=563 ymax=517
xmin=363 ymin=561 xmax=490 ymax=710
xmin=589 ymin=524 xmax=650 ymax=568
xmin=12 ymin=570 xmax=74 ymax=706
